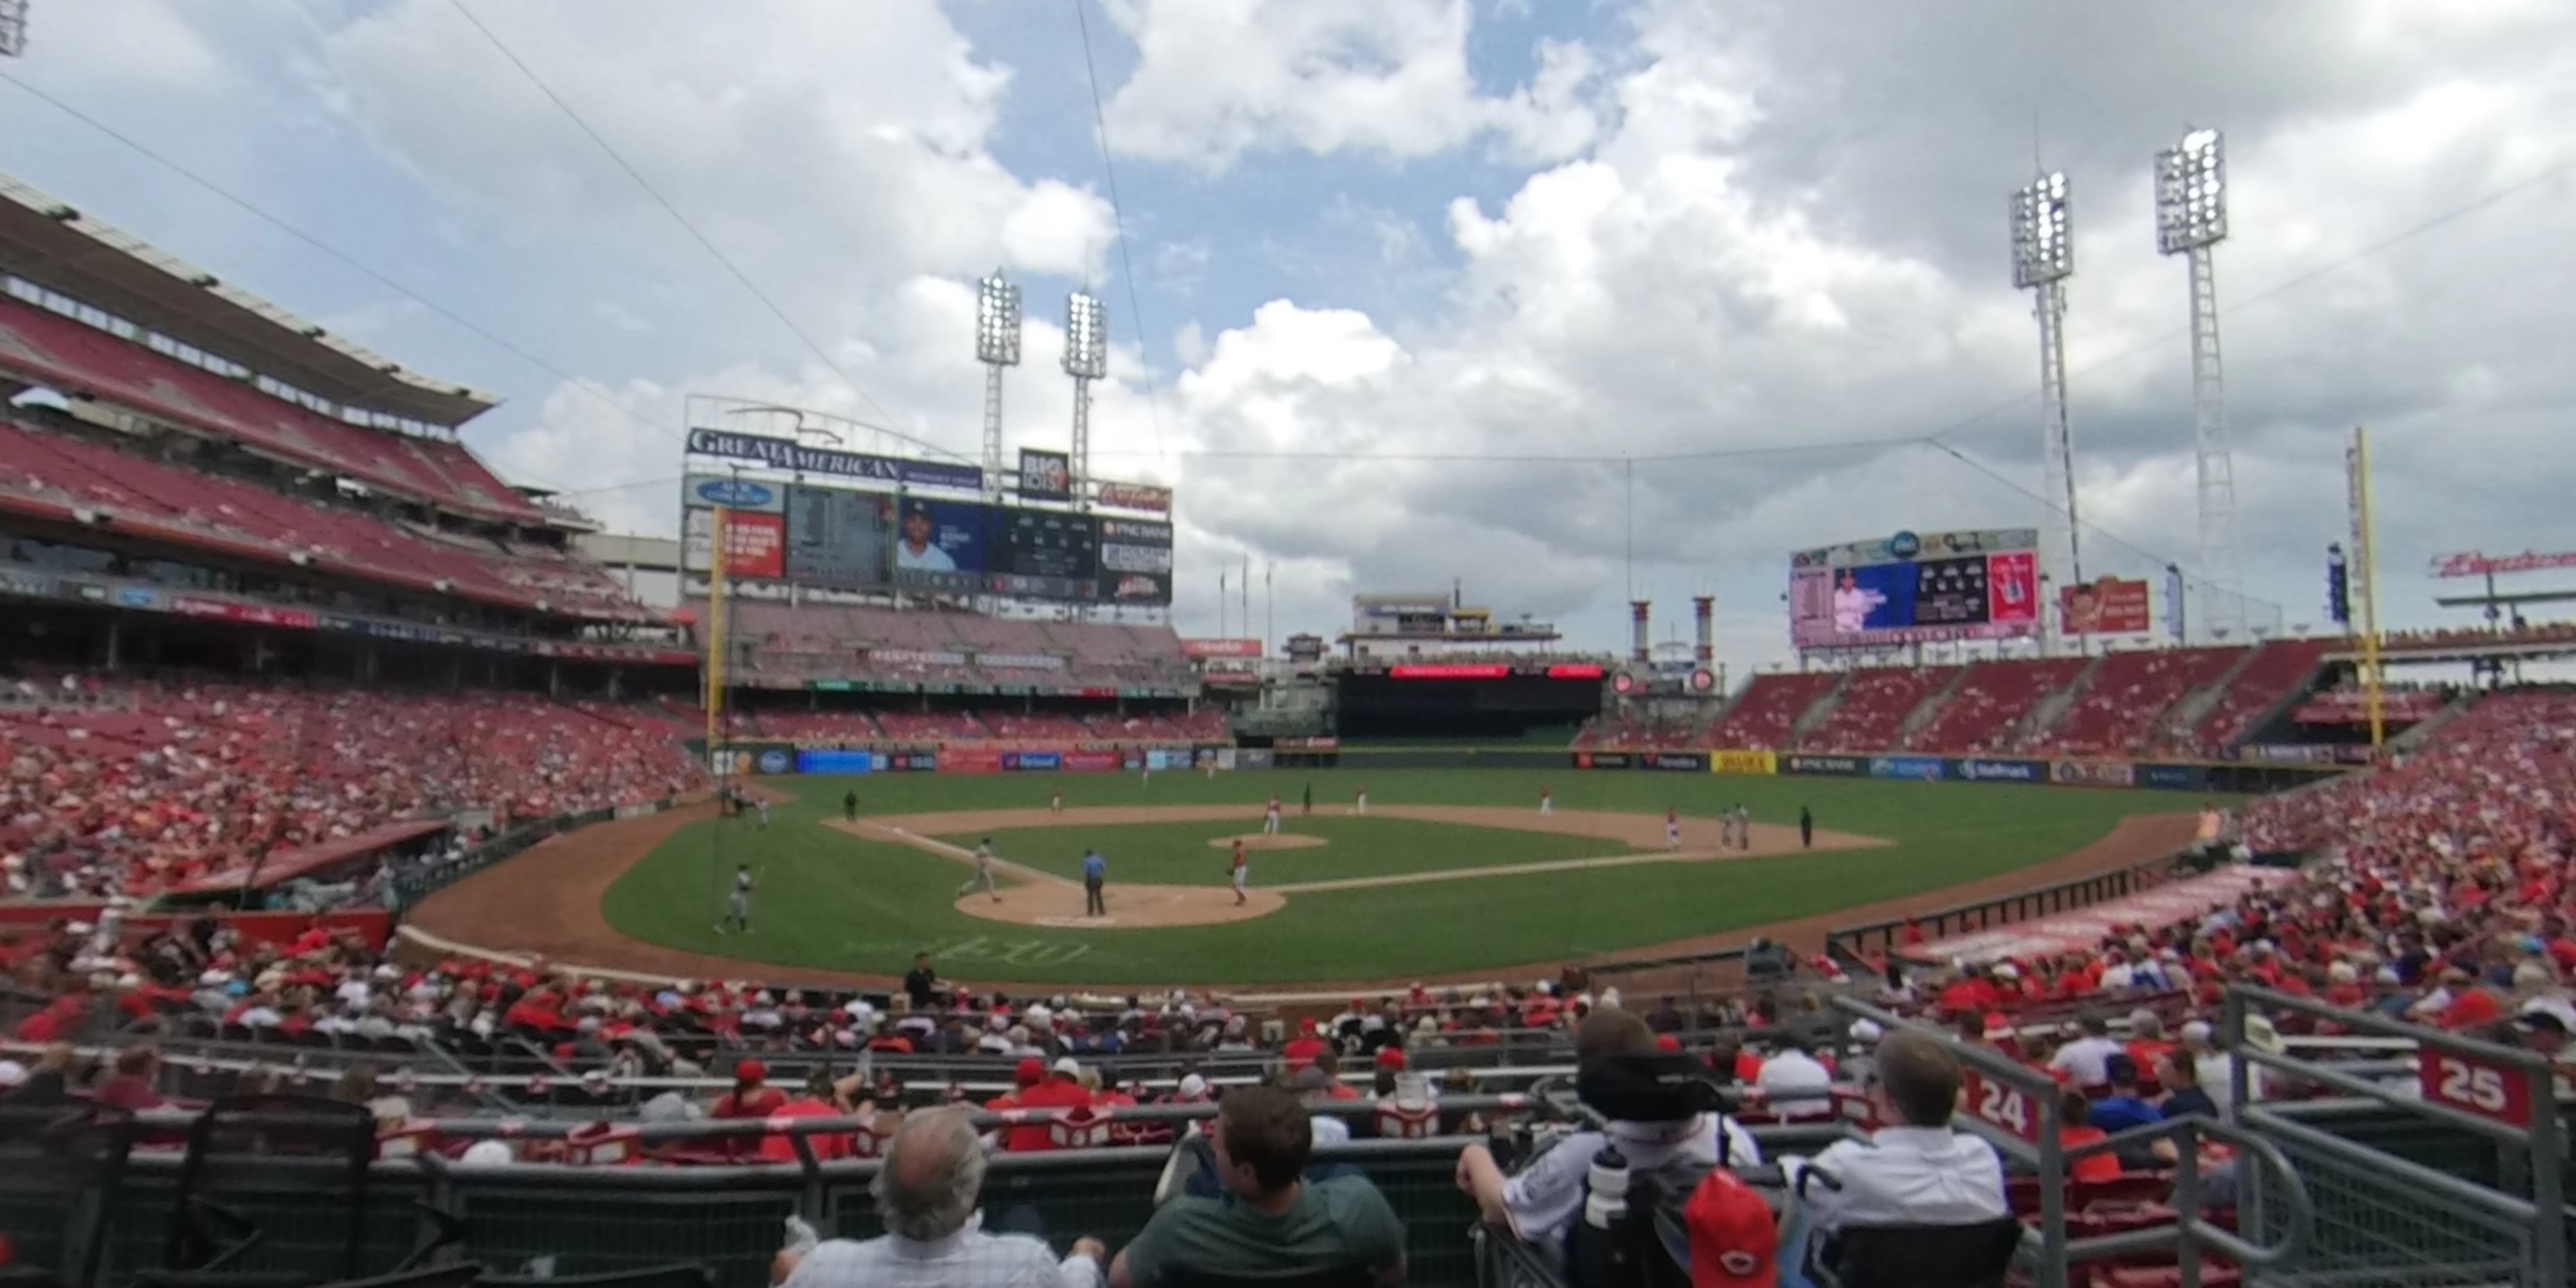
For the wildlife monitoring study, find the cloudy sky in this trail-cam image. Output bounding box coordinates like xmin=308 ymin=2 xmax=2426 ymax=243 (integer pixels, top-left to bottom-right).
xmin=3 ymin=0 xmax=2572 ymax=663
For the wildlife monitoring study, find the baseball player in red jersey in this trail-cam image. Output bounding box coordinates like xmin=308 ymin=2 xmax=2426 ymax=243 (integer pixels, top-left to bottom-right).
xmin=1665 ymin=806 xmax=1681 ymax=849
xmin=1230 ymin=837 xmax=1250 ymax=906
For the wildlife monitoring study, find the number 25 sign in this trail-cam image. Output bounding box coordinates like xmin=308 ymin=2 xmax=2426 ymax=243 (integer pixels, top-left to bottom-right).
xmin=2417 ymin=1049 xmax=2534 ymax=1129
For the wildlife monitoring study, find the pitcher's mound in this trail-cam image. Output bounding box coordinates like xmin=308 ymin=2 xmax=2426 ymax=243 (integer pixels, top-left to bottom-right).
xmin=958 ymin=881 xmax=1284 ymax=929
xmin=1207 ymin=833 xmax=1327 ymax=851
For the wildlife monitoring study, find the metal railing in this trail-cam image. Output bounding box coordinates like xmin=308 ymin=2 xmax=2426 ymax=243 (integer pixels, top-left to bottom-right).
xmin=2226 ymin=984 xmax=2567 ymax=1287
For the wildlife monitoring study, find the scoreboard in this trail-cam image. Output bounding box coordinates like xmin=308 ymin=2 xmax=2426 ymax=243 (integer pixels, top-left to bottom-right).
xmin=1789 ymin=529 xmax=2040 ymax=650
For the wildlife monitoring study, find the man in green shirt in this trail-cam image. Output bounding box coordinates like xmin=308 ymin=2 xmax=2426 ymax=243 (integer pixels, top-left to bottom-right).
xmin=1110 ymin=1085 xmax=1407 ymax=1288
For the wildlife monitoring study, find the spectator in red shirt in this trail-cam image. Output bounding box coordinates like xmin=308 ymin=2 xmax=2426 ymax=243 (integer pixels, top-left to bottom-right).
xmin=12 ymin=995 xmax=84 ymax=1043
xmin=1006 ymin=1057 xmax=1093 ymax=1152
xmin=710 ymin=1059 xmax=788 ymax=1119
xmin=756 ymin=1069 xmax=863 ymax=1163
xmin=1282 ymin=1018 xmax=1328 ymax=1071
xmin=92 ymin=1045 xmax=168 ymax=1113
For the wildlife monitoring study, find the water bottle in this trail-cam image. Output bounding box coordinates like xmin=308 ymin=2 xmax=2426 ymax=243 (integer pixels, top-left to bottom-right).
xmin=1583 ymin=1145 xmax=1630 ymax=1231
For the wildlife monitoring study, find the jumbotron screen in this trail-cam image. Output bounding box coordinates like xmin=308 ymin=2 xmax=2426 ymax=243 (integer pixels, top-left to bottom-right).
xmin=1788 ymin=528 xmax=2040 ymax=649
xmin=680 ymin=473 xmax=1169 ymax=605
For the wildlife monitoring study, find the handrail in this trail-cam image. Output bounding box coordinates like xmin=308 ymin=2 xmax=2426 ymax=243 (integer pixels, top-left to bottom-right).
xmin=2055 ymin=1114 xmax=2315 ymax=1274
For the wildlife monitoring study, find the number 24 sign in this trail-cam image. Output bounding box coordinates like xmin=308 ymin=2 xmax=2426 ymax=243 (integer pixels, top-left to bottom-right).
xmin=1959 ymin=1068 xmax=2042 ymax=1143
xmin=2417 ymin=1049 xmax=2534 ymax=1128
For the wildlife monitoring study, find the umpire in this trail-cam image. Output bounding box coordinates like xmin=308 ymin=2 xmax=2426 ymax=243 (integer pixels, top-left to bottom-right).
xmin=1082 ymin=848 xmax=1108 ymax=917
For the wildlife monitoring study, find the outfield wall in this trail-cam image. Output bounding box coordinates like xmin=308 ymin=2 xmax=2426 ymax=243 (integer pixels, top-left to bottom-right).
xmin=710 ymin=737 xmax=2345 ymax=794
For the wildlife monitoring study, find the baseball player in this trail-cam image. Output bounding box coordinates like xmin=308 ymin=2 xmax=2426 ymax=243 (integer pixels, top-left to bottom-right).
xmin=1718 ymin=805 xmax=1738 ymax=849
xmin=1051 ymin=787 xmax=1064 ymax=814
xmin=1230 ymin=837 xmax=1250 ymax=906
xmin=1263 ymin=795 xmax=1283 ymax=836
xmin=719 ymin=863 xmax=753 ymax=934
xmin=1735 ymin=803 xmax=1753 ymax=849
xmin=755 ymin=797 xmax=770 ymax=830
xmin=1354 ymin=785 xmax=1368 ymax=816
xmin=1539 ymin=787 xmax=1553 ymax=816
xmin=958 ymin=837 xmax=1002 ymax=902
xmin=1664 ymin=807 xmax=1682 ymax=850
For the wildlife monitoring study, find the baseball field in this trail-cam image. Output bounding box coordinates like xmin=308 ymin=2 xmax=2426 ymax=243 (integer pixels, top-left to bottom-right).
xmin=407 ymin=767 xmax=2210 ymax=991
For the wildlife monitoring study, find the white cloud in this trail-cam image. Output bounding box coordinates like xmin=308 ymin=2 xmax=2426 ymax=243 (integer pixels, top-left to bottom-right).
xmin=1098 ymin=0 xmax=1602 ymax=169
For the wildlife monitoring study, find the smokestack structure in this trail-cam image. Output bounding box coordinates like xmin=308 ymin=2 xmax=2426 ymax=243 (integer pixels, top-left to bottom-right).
xmin=1630 ymin=600 xmax=1652 ymax=664
xmin=1692 ymin=596 xmax=1715 ymax=665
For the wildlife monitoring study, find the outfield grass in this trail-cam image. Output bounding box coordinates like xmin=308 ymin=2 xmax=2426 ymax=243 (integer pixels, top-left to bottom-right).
xmin=937 ymin=815 xmax=1621 ymax=886
xmin=597 ymin=768 xmax=2215 ymax=985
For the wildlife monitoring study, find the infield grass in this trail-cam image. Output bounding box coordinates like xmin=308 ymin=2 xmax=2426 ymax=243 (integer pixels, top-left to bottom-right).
xmin=939 ymin=816 xmax=1621 ymax=886
xmin=597 ymin=768 xmax=2221 ymax=985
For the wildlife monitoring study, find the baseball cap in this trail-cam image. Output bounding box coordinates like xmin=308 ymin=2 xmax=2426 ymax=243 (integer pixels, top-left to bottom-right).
xmin=733 ymin=1059 xmax=767 ymax=1085
xmin=1683 ymin=1168 xmax=1778 ymax=1287
xmin=2517 ymin=996 xmax=2576 ymax=1032
xmin=1052 ymin=1056 xmax=1081 ymax=1079
xmin=1374 ymin=1046 xmax=1408 ymax=1070
xmin=1015 ymin=1058 xmax=1046 ymax=1087
xmin=1176 ymin=1074 xmax=1209 ymax=1100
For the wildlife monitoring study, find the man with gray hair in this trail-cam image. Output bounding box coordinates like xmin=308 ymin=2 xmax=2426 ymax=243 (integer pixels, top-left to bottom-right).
xmin=774 ymin=1106 xmax=1104 ymax=1288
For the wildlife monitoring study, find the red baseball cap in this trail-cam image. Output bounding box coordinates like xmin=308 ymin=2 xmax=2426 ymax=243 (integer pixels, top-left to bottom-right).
xmin=1374 ymin=1046 xmax=1407 ymax=1070
xmin=1654 ymin=1033 xmax=1683 ymax=1053
xmin=733 ymin=1059 xmax=766 ymax=1085
xmin=1015 ymin=1058 xmax=1046 ymax=1087
xmin=1299 ymin=1017 xmax=1319 ymax=1035
xmin=1684 ymin=1169 xmax=1778 ymax=1288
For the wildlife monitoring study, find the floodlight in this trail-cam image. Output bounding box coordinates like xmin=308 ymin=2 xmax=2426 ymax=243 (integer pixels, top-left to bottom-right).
xmin=975 ymin=271 xmax=1022 ymax=366
xmin=1063 ymin=291 xmax=1108 ymax=380
xmin=2155 ymin=128 xmax=2228 ymax=254
xmin=2008 ymin=172 xmax=2073 ymax=288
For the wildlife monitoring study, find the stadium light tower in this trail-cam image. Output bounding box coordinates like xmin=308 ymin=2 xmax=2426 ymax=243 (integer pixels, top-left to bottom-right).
xmin=1063 ymin=291 xmax=1108 ymax=502
xmin=2156 ymin=127 xmax=2238 ymax=640
xmin=975 ymin=269 xmax=1022 ymax=495
xmin=0 ymin=0 xmax=30 ymax=58
xmin=2010 ymin=171 xmax=2083 ymax=610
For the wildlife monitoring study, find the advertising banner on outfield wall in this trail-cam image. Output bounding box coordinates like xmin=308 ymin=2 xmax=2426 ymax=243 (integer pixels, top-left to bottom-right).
xmin=1146 ymin=749 xmax=1176 ymax=771
xmin=1781 ymin=754 xmax=1865 ymax=777
xmin=942 ymin=747 xmax=1003 ymax=774
xmin=1237 ymin=749 xmax=1274 ymax=769
xmin=1708 ymin=750 xmax=1779 ymax=775
xmin=2051 ymin=759 xmax=2137 ymax=787
xmin=1007 ymin=751 xmax=1063 ymax=771
xmin=1063 ymin=751 xmax=1122 ymax=773
xmin=797 ymin=749 xmax=880 ymax=774
xmin=1572 ymin=752 xmax=1634 ymax=769
xmin=1868 ymin=755 xmax=1947 ymax=780
xmin=1950 ymin=757 xmax=2044 ymax=784
xmin=2138 ymin=763 xmax=2208 ymax=791
xmin=1641 ymin=752 xmax=1709 ymax=771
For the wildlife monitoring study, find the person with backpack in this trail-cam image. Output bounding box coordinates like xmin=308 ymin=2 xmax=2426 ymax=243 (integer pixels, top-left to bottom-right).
xmin=1452 ymin=1006 xmax=1762 ymax=1254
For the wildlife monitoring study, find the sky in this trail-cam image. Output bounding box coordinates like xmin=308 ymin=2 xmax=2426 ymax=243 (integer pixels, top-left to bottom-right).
xmin=3 ymin=0 xmax=2573 ymax=665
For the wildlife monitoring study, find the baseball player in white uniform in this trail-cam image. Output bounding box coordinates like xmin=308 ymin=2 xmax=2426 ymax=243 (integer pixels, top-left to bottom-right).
xmin=1050 ymin=787 xmax=1063 ymax=813
xmin=1230 ymin=838 xmax=1251 ymax=906
xmin=1539 ymin=788 xmax=1553 ymax=816
xmin=958 ymin=838 xmax=1001 ymax=902
xmin=719 ymin=863 xmax=753 ymax=934
xmin=1734 ymin=804 xmax=1753 ymax=849
xmin=754 ymin=797 xmax=770 ymax=830
xmin=1263 ymin=796 xmax=1283 ymax=836
xmin=1354 ymin=786 xmax=1369 ymax=816
xmin=1664 ymin=808 xmax=1682 ymax=849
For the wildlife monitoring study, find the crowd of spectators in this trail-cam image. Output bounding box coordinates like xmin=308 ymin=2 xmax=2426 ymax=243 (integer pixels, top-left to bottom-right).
xmin=1 ymin=671 xmax=702 ymax=902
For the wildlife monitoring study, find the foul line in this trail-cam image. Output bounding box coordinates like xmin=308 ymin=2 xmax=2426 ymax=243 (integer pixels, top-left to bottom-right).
xmin=824 ymin=819 xmax=1077 ymax=888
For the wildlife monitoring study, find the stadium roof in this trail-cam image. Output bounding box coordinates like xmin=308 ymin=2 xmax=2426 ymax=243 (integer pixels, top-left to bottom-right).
xmin=0 ymin=173 xmax=499 ymax=429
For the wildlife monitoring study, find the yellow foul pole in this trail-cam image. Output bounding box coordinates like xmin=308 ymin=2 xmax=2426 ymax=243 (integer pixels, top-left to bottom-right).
xmin=702 ymin=504 xmax=730 ymax=780
xmin=2348 ymin=428 xmax=2386 ymax=751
